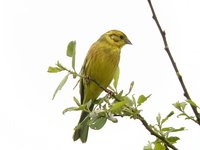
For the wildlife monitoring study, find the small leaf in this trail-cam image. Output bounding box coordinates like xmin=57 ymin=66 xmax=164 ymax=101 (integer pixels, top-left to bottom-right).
xmin=109 ymin=100 xmax=127 ymax=113
xmin=122 ymin=96 xmax=133 ymax=107
xmin=118 ymin=90 xmax=123 ymax=96
xmin=93 ymin=98 xmax=104 ymax=105
xmin=47 ymin=66 xmax=62 ymax=73
xmin=137 ymin=94 xmax=151 ymax=106
xmin=156 ymin=113 xmax=161 ymax=125
xmin=63 ymin=104 xmax=87 ymax=114
xmin=52 ymin=74 xmax=69 ymax=100
xmin=89 ymin=117 xmax=107 ymax=130
xmin=62 ymin=107 xmax=80 ymax=114
xmin=154 ymin=142 xmax=165 ymax=150
xmin=125 ymin=81 xmax=134 ymax=96
xmin=73 ymin=97 xmax=81 ymax=106
xmin=72 ymin=50 xmax=76 ymax=71
xmin=56 ymin=61 xmax=67 ymax=70
xmin=113 ymin=66 xmax=120 ymax=90
xmin=177 ymin=113 xmax=186 ymax=118
xmin=66 ymin=41 xmax=76 ymax=57
xmin=162 ymin=127 xmax=185 ymax=133
xmin=167 ymin=136 xmax=180 ymax=144
xmin=132 ymin=95 xmax=137 ymax=107
xmin=66 ymin=41 xmax=76 ymax=70
xmin=107 ymin=114 xmax=118 ymax=123
xmin=143 ymin=142 xmax=153 ymax=150
xmin=115 ymin=90 xmax=123 ymax=100
xmin=171 ymin=127 xmax=185 ymax=132
xmin=86 ymin=100 xmax=92 ymax=110
xmin=161 ymin=127 xmax=173 ymax=132
xmin=180 ymin=102 xmax=187 ymax=110
xmin=161 ymin=111 xmax=174 ymax=125
xmin=173 ymin=101 xmax=187 ymax=111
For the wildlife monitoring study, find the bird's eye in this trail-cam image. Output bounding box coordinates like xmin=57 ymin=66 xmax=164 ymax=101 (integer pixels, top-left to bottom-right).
xmin=119 ymin=35 xmax=124 ymax=40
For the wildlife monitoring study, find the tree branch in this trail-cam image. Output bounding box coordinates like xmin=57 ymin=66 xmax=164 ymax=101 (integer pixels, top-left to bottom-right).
xmin=65 ymin=69 xmax=178 ymax=149
xmin=60 ymin=65 xmax=178 ymax=149
xmin=147 ymin=0 xmax=200 ymax=125
xmin=138 ymin=114 xmax=178 ymax=150
xmin=89 ymin=78 xmax=178 ymax=150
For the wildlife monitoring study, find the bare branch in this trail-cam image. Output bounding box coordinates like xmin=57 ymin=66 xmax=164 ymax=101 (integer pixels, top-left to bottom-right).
xmin=147 ymin=0 xmax=200 ymax=125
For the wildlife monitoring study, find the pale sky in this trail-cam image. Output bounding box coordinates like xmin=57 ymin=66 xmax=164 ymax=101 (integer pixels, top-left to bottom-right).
xmin=1 ymin=0 xmax=200 ymax=150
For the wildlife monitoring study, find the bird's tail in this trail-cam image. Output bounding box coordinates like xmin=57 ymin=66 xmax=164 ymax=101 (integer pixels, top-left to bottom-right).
xmin=73 ymin=111 xmax=90 ymax=143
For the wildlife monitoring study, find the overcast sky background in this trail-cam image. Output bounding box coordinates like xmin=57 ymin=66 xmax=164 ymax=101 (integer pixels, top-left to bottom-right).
xmin=1 ymin=0 xmax=200 ymax=149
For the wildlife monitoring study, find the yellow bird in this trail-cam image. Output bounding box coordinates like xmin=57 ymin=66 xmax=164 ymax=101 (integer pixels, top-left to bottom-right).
xmin=73 ymin=30 xmax=132 ymax=143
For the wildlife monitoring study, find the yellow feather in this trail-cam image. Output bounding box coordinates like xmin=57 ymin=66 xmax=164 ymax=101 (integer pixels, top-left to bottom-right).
xmin=73 ymin=30 xmax=132 ymax=143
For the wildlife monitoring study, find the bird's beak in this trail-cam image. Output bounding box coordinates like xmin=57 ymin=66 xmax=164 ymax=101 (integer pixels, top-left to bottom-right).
xmin=126 ymin=39 xmax=132 ymax=45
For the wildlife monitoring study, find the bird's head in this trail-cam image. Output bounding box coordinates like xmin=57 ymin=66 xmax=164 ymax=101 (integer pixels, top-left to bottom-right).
xmin=100 ymin=30 xmax=132 ymax=48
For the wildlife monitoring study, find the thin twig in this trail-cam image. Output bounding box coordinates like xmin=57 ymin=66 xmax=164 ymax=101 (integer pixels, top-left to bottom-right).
xmin=87 ymin=76 xmax=178 ymax=149
xmin=65 ymin=69 xmax=177 ymax=149
xmin=138 ymin=114 xmax=178 ymax=150
xmin=147 ymin=0 xmax=200 ymax=125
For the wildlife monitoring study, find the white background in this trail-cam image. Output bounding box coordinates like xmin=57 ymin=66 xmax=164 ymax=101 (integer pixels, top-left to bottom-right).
xmin=1 ymin=0 xmax=200 ymax=149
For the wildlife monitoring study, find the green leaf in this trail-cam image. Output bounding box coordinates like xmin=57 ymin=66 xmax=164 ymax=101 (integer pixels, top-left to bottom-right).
xmin=73 ymin=97 xmax=81 ymax=106
xmin=113 ymin=66 xmax=120 ymax=90
xmin=107 ymin=114 xmax=118 ymax=123
xmin=167 ymin=136 xmax=180 ymax=144
xmin=89 ymin=117 xmax=107 ymax=130
xmin=154 ymin=142 xmax=165 ymax=150
xmin=143 ymin=142 xmax=153 ymax=150
xmin=86 ymin=100 xmax=92 ymax=110
xmin=109 ymin=100 xmax=127 ymax=113
xmin=115 ymin=90 xmax=123 ymax=100
xmin=118 ymin=90 xmax=123 ymax=97
xmin=156 ymin=113 xmax=161 ymax=125
xmin=173 ymin=101 xmax=187 ymax=111
xmin=66 ymin=41 xmax=76 ymax=70
xmin=47 ymin=66 xmax=62 ymax=73
xmin=132 ymin=95 xmax=137 ymax=107
xmin=72 ymin=50 xmax=76 ymax=71
xmin=56 ymin=61 xmax=67 ymax=70
xmin=93 ymin=98 xmax=103 ymax=105
xmin=66 ymin=41 xmax=76 ymax=57
xmin=180 ymin=102 xmax=187 ymax=110
xmin=161 ymin=111 xmax=174 ymax=125
xmin=161 ymin=127 xmax=173 ymax=132
xmin=52 ymin=74 xmax=69 ymax=100
xmin=63 ymin=104 xmax=87 ymax=114
xmin=62 ymin=107 xmax=80 ymax=114
xmin=171 ymin=127 xmax=185 ymax=132
xmin=122 ymin=96 xmax=133 ymax=107
xmin=162 ymin=127 xmax=185 ymax=133
xmin=137 ymin=94 xmax=151 ymax=106
xmin=125 ymin=81 xmax=134 ymax=96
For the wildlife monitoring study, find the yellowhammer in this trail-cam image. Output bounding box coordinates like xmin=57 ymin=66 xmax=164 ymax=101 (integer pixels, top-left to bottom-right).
xmin=73 ymin=30 xmax=132 ymax=143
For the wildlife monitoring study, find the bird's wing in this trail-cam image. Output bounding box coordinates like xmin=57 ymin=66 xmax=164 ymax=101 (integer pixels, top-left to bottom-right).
xmin=79 ymin=54 xmax=90 ymax=105
xmin=79 ymin=61 xmax=85 ymax=105
xmin=80 ymin=45 xmax=92 ymax=104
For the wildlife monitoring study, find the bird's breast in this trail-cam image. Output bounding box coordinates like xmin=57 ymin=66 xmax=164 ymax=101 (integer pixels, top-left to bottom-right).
xmin=89 ymin=47 xmax=120 ymax=87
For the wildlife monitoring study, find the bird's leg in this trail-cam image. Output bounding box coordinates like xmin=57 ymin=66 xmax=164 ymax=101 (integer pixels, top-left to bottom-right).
xmin=105 ymin=88 xmax=115 ymax=97
xmin=85 ymin=75 xmax=114 ymax=97
xmin=85 ymin=76 xmax=91 ymax=85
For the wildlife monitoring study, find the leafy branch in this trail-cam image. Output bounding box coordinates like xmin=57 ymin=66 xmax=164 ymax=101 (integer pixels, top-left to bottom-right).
xmin=147 ymin=0 xmax=200 ymax=125
xmin=48 ymin=41 xmax=184 ymax=150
